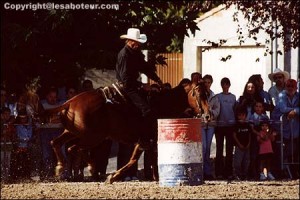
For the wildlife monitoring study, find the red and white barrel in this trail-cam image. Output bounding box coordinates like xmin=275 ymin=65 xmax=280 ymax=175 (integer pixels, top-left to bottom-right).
xmin=157 ymin=118 xmax=203 ymax=186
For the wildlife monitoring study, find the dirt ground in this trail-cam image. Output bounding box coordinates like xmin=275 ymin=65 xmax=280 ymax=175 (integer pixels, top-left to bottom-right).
xmin=1 ymin=179 xmax=299 ymax=199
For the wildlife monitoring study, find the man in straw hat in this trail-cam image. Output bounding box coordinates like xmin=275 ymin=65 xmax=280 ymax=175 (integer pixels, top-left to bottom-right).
xmin=116 ymin=28 xmax=163 ymax=149
xmin=268 ymin=68 xmax=290 ymax=106
xmin=267 ymin=68 xmax=290 ymax=179
xmin=278 ymin=79 xmax=299 ymax=179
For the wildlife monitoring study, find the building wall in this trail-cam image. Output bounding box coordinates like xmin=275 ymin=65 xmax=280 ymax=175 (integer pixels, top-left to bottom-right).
xmin=184 ymin=4 xmax=299 ymax=97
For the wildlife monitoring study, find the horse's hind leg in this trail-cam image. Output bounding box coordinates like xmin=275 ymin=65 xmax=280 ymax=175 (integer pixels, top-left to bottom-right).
xmin=67 ymin=145 xmax=85 ymax=181
xmin=106 ymin=143 xmax=144 ymax=184
xmin=150 ymin=145 xmax=159 ymax=181
xmin=68 ymin=146 xmax=96 ymax=181
xmin=51 ymin=130 xmax=76 ymax=178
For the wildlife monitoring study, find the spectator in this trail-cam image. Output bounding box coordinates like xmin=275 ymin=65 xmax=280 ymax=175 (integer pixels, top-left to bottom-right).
xmin=257 ymin=120 xmax=276 ymax=181
xmin=63 ymin=85 xmax=79 ymax=181
xmin=66 ymin=86 xmax=77 ymax=100
xmin=202 ymin=74 xmax=220 ymax=180
xmin=149 ymin=83 xmax=161 ymax=93
xmin=215 ymin=77 xmax=236 ymax=180
xmin=1 ymin=86 xmax=8 ymax=110
xmin=57 ymin=80 xmax=67 ymax=103
xmin=248 ymin=100 xmax=269 ymax=180
xmin=16 ymin=92 xmax=28 ymax=116
xmin=248 ymin=74 xmax=274 ymax=114
xmin=278 ymin=79 xmax=299 ymax=179
xmin=268 ymin=68 xmax=290 ymax=106
xmin=39 ymin=86 xmax=64 ymax=181
xmin=162 ymin=82 xmax=172 ymax=91
xmin=267 ymin=68 xmax=290 ymax=178
xmin=236 ymin=80 xmax=262 ymax=120
xmin=25 ymin=89 xmax=43 ymax=179
xmin=233 ymin=106 xmax=252 ymax=181
xmin=81 ymin=79 xmax=94 ymax=92
xmin=191 ymin=72 xmax=202 ymax=87
xmin=10 ymin=112 xmax=33 ymax=181
xmin=7 ymin=92 xmax=18 ymax=118
xmin=25 ymin=91 xmax=41 ymax=122
xmin=1 ymin=107 xmax=15 ymax=182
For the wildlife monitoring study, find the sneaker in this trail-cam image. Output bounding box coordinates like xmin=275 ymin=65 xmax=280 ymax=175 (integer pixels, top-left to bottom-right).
xmin=131 ymin=176 xmax=139 ymax=181
xmin=215 ymin=175 xmax=224 ymax=180
xmin=123 ymin=176 xmax=131 ymax=181
xmin=204 ymin=174 xmax=215 ymax=180
xmin=234 ymin=176 xmax=242 ymax=181
xmin=260 ymin=173 xmax=267 ymax=181
xmin=124 ymin=176 xmax=131 ymax=181
xmin=267 ymin=172 xmax=275 ymax=180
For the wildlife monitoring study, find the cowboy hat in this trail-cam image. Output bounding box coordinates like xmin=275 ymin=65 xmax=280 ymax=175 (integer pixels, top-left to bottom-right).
xmin=120 ymin=28 xmax=147 ymax=43
xmin=268 ymin=68 xmax=290 ymax=82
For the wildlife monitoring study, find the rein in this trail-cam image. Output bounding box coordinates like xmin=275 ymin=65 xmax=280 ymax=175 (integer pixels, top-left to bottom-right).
xmin=190 ymin=85 xmax=211 ymax=122
xmin=192 ymin=85 xmax=203 ymax=118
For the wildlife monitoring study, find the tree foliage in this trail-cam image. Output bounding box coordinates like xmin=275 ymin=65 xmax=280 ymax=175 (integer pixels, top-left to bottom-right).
xmin=1 ymin=0 xmax=219 ymax=93
xmin=225 ymin=0 xmax=300 ymax=52
xmin=1 ymin=0 xmax=299 ymax=94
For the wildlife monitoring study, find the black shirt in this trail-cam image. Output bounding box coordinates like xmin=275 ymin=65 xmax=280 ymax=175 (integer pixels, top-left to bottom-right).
xmin=116 ymin=45 xmax=160 ymax=89
xmin=234 ymin=122 xmax=252 ymax=147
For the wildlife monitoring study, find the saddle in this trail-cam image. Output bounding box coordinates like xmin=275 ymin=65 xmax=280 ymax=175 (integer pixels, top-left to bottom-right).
xmin=100 ymin=82 xmax=127 ymax=104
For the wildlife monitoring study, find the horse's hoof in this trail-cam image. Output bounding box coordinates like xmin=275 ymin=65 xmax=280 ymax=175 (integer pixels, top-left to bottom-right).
xmin=55 ymin=165 xmax=64 ymax=177
xmin=87 ymin=164 xmax=95 ymax=176
xmin=105 ymin=174 xmax=114 ymax=184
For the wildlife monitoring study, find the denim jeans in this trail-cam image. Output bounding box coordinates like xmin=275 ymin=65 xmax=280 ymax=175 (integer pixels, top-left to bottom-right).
xmin=39 ymin=128 xmax=64 ymax=178
xmin=201 ymin=126 xmax=215 ymax=176
xmin=1 ymin=148 xmax=12 ymax=181
xmin=234 ymin=147 xmax=250 ymax=178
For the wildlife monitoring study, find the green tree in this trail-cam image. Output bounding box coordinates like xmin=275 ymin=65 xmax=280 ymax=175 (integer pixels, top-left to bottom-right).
xmin=225 ymin=0 xmax=299 ymax=52
xmin=1 ymin=0 xmax=218 ymax=93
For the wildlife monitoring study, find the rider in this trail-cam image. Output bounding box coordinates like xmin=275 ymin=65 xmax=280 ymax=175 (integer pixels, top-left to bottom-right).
xmin=116 ymin=28 xmax=163 ymax=149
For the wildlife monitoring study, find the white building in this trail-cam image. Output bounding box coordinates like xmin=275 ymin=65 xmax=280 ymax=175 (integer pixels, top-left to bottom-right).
xmin=183 ymin=4 xmax=299 ymax=97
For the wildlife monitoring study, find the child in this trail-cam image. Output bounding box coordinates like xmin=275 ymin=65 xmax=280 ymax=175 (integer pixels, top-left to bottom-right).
xmin=1 ymin=107 xmax=16 ymax=182
xmin=233 ymin=106 xmax=252 ymax=181
xmin=257 ymin=120 xmax=276 ymax=181
xmin=248 ymin=100 xmax=269 ymax=180
xmin=10 ymin=112 xmax=33 ymax=181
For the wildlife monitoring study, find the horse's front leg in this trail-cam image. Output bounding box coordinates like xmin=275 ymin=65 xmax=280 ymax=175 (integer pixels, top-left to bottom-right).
xmin=106 ymin=143 xmax=144 ymax=184
xmin=51 ymin=130 xmax=76 ymax=178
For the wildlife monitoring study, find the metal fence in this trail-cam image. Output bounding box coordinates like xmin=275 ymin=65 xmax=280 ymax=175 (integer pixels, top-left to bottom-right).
xmin=279 ymin=117 xmax=299 ymax=179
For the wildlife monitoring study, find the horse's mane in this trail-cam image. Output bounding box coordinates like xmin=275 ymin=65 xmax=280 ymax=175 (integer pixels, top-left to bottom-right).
xmin=188 ymin=82 xmax=210 ymax=119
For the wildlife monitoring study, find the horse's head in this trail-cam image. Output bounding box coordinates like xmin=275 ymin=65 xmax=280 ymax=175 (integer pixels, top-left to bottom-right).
xmin=187 ymin=83 xmax=211 ymax=122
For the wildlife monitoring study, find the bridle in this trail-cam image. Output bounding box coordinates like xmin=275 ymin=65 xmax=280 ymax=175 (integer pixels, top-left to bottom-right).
xmin=190 ymin=85 xmax=211 ymax=122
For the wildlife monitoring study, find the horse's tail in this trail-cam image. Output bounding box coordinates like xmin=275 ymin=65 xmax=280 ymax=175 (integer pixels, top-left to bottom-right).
xmin=45 ymin=102 xmax=70 ymax=115
xmin=45 ymin=91 xmax=95 ymax=116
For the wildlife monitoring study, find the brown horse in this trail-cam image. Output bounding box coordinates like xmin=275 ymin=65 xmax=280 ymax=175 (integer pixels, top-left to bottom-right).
xmin=42 ymin=86 xmax=147 ymax=183
xmin=44 ymin=81 xmax=209 ymax=183
xmin=187 ymin=83 xmax=211 ymax=123
xmin=44 ymin=83 xmax=195 ymax=183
